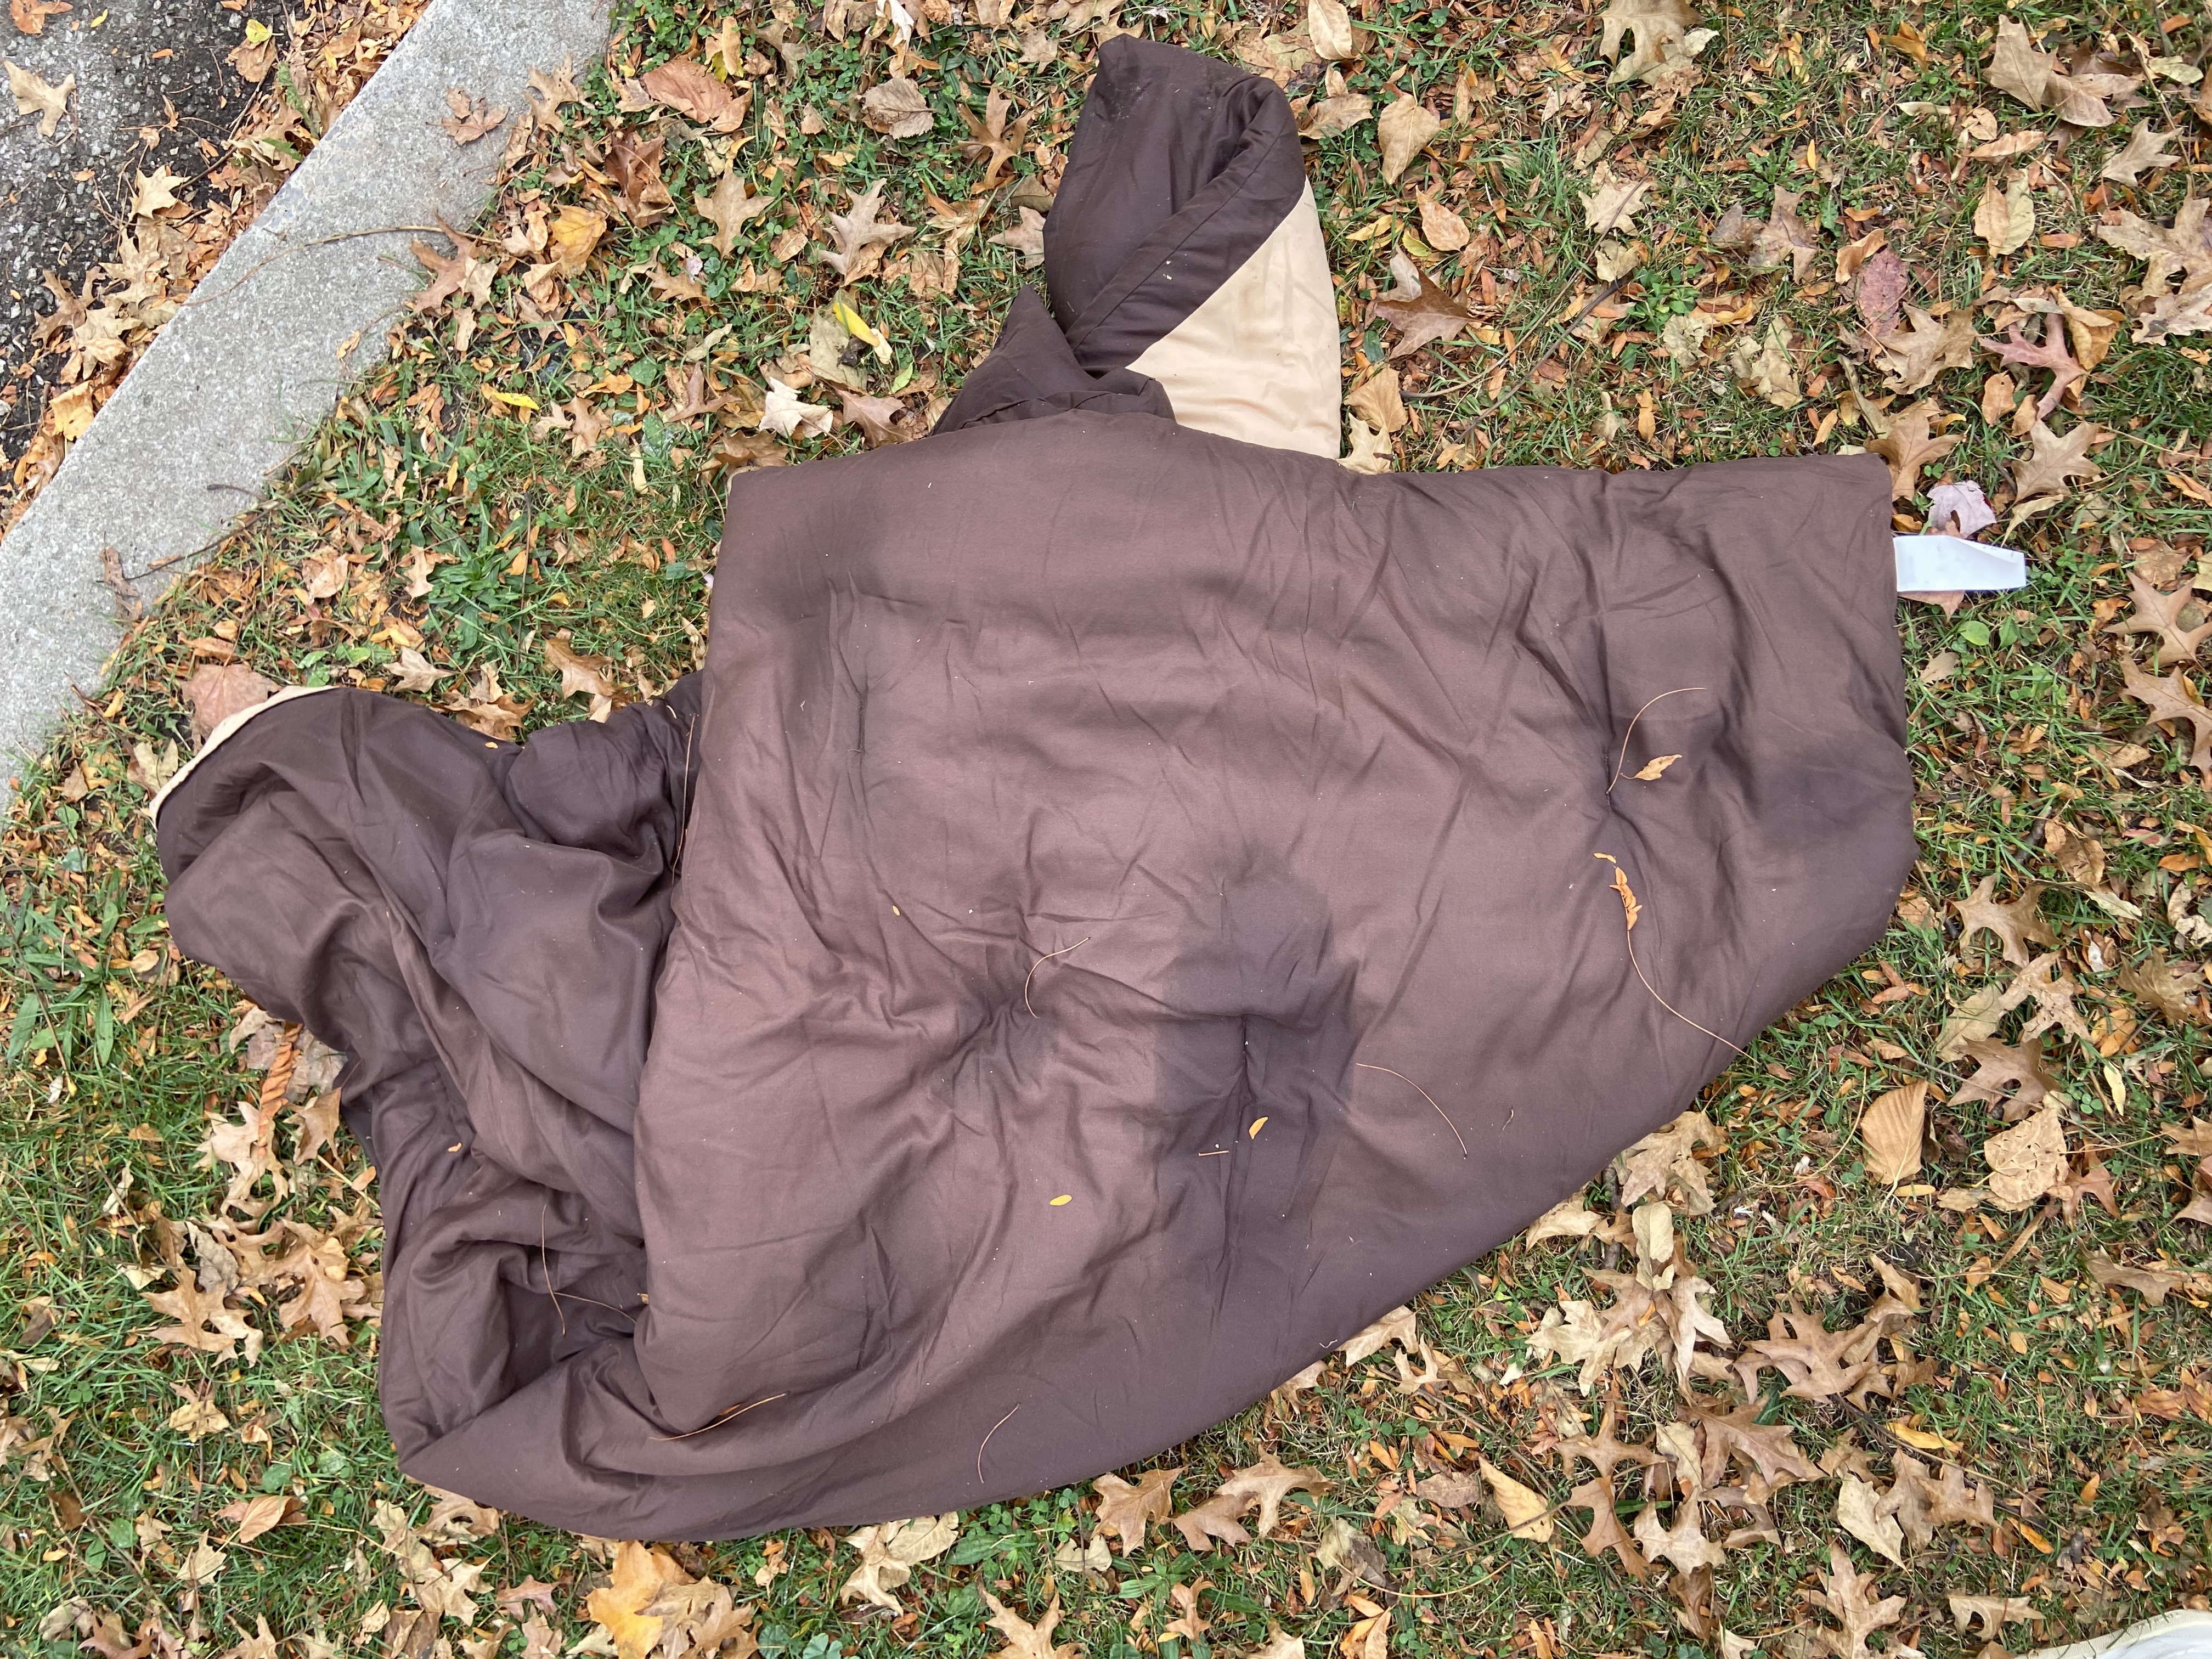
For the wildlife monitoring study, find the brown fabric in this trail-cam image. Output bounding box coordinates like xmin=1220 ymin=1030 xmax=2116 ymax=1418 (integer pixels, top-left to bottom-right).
xmin=153 ymin=43 xmax=1915 ymax=1541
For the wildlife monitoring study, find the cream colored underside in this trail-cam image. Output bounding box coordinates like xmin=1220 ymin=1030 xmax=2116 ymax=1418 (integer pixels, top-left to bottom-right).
xmin=1128 ymin=182 xmax=1341 ymax=458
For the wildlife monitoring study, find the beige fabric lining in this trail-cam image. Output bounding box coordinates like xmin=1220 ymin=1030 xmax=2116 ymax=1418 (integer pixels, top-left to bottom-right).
xmin=1127 ymin=183 xmax=1341 ymax=458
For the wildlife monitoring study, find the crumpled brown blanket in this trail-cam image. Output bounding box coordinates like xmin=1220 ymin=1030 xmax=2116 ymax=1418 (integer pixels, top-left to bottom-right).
xmin=154 ymin=39 xmax=1912 ymax=1538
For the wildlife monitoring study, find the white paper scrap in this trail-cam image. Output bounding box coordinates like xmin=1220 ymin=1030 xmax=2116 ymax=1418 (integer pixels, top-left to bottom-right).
xmin=1893 ymin=534 xmax=2027 ymax=594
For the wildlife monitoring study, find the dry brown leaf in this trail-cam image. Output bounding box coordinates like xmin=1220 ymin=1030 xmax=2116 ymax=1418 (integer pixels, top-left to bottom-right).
xmin=2012 ymin=417 xmax=2105 ymax=502
xmin=1858 ymin=1080 xmax=1927 ymax=1184
xmin=1634 ymin=1503 xmax=1726 ymax=1573
xmin=1417 ymin=194 xmax=1469 ymax=251
xmin=442 ymin=88 xmax=510 ymax=144
xmin=1983 ymin=1102 xmax=2068 ymax=1211
xmin=840 ymin=1514 xmax=958 ymax=1611
xmin=983 ymin=1593 xmax=1076 ymax=1659
xmin=1615 ymin=1108 xmax=1720 ymax=1213
xmin=1376 ymin=95 xmax=1442 ymax=184
xmin=1872 ymin=306 xmax=1975 ymax=393
xmin=1307 ymin=0 xmax=1357 ymax=61
xmin=548 ymin=205 xmax=608 ymax=278
xmin=1214 ymin=1454 xmax=1329 ymax=1536
xmin=2121 ymin=658 xmax=2212 ymax=786
xmin=2103 ymin=571 xmax=2212 ymax=666
xmin=695 ymin=169 xmax=772 ymax=257
xmin=1479 ymin=1457 xmax=1554 ymax=1542
xmin=820 ymin=179 xmax=916 ymax=282
xmin=1093 ymin=1467 xmax=1180 ymax=1555
xmin=1581 ymin=162 xmax=1651 ymax=236
xmin=1865 ymin=403 xmax=1960 ymax=500
xmin=861 ymin=77 xmax=934 ymax=138
xmin=1812 ymin=1543 xmax=1905 ymax=1659
xmin=1973 ymin=172 xmax=2035 ymax=257
xmin=1835 ymin=1474 xmax=1905 ymax=1565
xmin=1749 ymin=187 xmax=1820 ymax=281
xmin=180 ymin=664 xmax=278 ymax=743
xmin=639 ymin=58 xmax=744 ymax=129
xmin=7 ymin=60 xmax=73 ymax=136
xmin=2087 ymin=1249 xmax=2191 ymax=1306
xmin=1346 ymin=366 xmax=1407 ymax=433
xmin=1340 ymin=1303 xmax=1417 ymax=1363
xmin=1368 ymin=265 xmax=1474 ymax=358
xmin=1953 ymin=876 xmax=2055 ymax=966
xmin=1598 ymin=0 xmax=1693 ymax=82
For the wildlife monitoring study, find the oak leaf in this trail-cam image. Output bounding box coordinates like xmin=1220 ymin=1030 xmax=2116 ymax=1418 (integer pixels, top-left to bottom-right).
xmin=1742 ymin=1306 xmax=1878 ymax=1403
xmin=5 ymin=60 xmax=71 ymax=136
xmin=1949 ymin=1034 xmax=2060 ymax=1116
xmin=1367 ymin=264 xmax=1473 ymax=358
xmin=2121 ymin=950 xmax=2204 ymax=1024
xmin=442 ymin=88 xmax=510 ymax=144
xmin=1581 ymin=162 xmax=1650 ymax=236
xmin=1633 ymin=1503 xmax=1725 ymax=1574
xmin=180 ymin=664 xmax=278 ymax=743
xmin=1561 ymin=1402 xmax=1660 ymax=1481
xmin=1949 ymin=1595 xmax=2039 ymax=1639
xmin=1954 ymin=876 xmax=2055 ymax=966
xmin=2087 ymin=1249 xmax=2190 ymax=1306
xmin=1615 ymin=1108 xmax=1720 ymax=1213
xmin=1168 ymin=1492 xmax=1251 ymax=1552
xmin=1983 ymin=320 xmax=2084 ymax=417
xmin=1871 ymin=306 xmax=1974 ymax=393
xmin=1340 ymin=1303 xmax=1417 ymax=1363
xmin=1598 ymin=0 xmax=1692 ymax=83
xmin=2103 ymin=571 xmax=2212 ymax=665
xmin=1566 ymin=1478 xmax=1651 ymax=1577
xmin=1749 ymin=187 xmax=1820 ymax=282
xmin=2102 ymin=122 xmax=2177 ymax=186
xmin=146 ymin=1269 xmax=252 ymax=1356
xmin=1835 ymin=1474 xmax=1905 ymax=1565
xmin=2120 ymin=657 xmax=2212 ymax=787
xmin=1810 ymin=1544 xmax=1904 ymax=1659
xmin=695 ymin=170 xmax=771 ymax=257
xmin=1214 ymin=1454 xmax=1328 ymax=1537
xmin=1865 ymin=404 xmax=1960 ymax=501
xmin=983 ymin=1593 xmax=1075 ymax=1659
xmin=1092 ymin=1467 xmax=1180 ymax=1554
xmin=2011 ymin=417 xmax=2104 ymax=502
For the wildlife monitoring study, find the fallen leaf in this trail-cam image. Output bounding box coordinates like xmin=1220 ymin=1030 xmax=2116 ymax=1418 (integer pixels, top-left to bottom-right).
xmin=131 ymin=166 xmax=187 ymax=217
xmin=1367 ymin=262 xmax=1473 ymax=358
xmin=548 ymin=205 xmax=608 ymax=278
xmin=1949 ymin=1595 xmax=2040 ymax=1640
xmin=1750 ymin=186 xmax=1821 ymax=282
xmin=1581 ymin=162 xmax=1651 ymax=236
xmin=694 ymin=170 xmax=771 ymax=257
xmin=217 ymin=1493 xmax=301 ymax=1544
xmin=839 ymin=1513 xmax=958 ymax=1611
xmin=1598 ymin=0 xmax=1693 ymax=83
xmin=1480 ymin=1457 xmax=1555 ymax=1542
xmin=1835 ymin=1474 xmax=1905 ymax=1566
xmin=2121 ymin=658 xmax=2212 ymax=786
xmin=1346 ymin=366 xmax=1406 ymax=433
xmin=1730 ymin=318 xmax=1801 ymax=407
xmin=1812 ymin=1543 xmax=1905 ymax=1659
xmin=2102 ymin=122 xmax=2177 ymax=185
xmin=1872 ymin=306 xmax=1976 ymax=394
xmin=1092 ymin=1467 xmax=1181 ymax=1555
xmin=819 ymin=179 xmax=917 ymax=283
xmin=584 ymin=1541 xmax=689 ymax=1659
xmin=2011 ymin=417 xmax=2104 ymax=502
xmin=639 ymin=58 xmax=743 ymax=129
xmin=1565 ymin=1478 xmax=1652 ymax=1577
xmin=8 ymin=0 xmax=69 ymax=36
xmin=1982 ymin=319 xmax=2085 ymax=417
xmin=1376 ymin=94 xmax=1442 ymax=184
xmin=1417 ymin=195 xmax=1469 ymax=251
xmin=838 ymin=392 xmax=919 ymax=446
xmin=441 ymin=87 xmax=510 ymax=144
xmin=1866 ymin=403 xmax=1960 ymax=500
xmin=1858 ymin=1080 xmax=1926 ymax=1184
xmin=1340 ymin=415 xmax=1392 ymax=473
xmin=180 ymin=664 xmax=278 ymax=743
xmin=2087 ymin=1249 xmax=2191 ymax=1306
xmin=1633 ymin=1503 xmax=1726 ymax=1574
xmin=7 ymin=60 xmax=73 ymax=135
xmin=1214 ymin=1454 xmax=1329 ymax=1536
xmin=1307 ymin=0 xmax=1357 ymax=60
xmin=982 ymin=1594 xmax=1075 ymax=1659
xmin=958 ymin=88 xmax=1031 ymax=188
xmin=1616 ymin=1108 xmax=1720 ymax=1213
xmin=861 ymin=77 xmax=934 ymax=138
xmin=1954 ymin=876 xmax=2055 ymax=966
xmin=1926 ymin=479 xmax=1995 ymax=537
xmin=1983 ymin=1103 xmax=2068 ymax=1211
xmin=761 ymin=377 xmax=833 ymax=439
xmin=1973 ymin=172 xmax=2035 ymax=257
xmin=2104 ymin=571 xmax=2212 ymax=666
xmin=1298 ymin=91 xmax=1372 ymax=139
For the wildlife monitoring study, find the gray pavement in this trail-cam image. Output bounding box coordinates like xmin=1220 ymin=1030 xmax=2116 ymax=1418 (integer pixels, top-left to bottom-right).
xmin=0 ymin=0 xmax=612 ymax=792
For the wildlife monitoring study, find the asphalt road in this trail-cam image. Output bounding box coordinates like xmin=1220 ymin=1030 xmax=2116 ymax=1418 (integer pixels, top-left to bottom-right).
xmin=2 ymin=0 xmax=270 ymax=469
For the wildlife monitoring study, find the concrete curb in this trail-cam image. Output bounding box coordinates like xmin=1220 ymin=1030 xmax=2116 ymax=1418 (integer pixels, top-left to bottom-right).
xmin=0 ymin=0 xmax=612 ymax=792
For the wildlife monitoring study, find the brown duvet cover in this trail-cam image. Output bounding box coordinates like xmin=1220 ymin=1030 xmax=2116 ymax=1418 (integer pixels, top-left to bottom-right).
xmin=153 ymin=40 xmax=1914 ymax=1538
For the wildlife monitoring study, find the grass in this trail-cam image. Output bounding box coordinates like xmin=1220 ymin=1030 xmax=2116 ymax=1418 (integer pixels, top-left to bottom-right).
xmin=2 ymin=0 xmax=2210 ymax=1652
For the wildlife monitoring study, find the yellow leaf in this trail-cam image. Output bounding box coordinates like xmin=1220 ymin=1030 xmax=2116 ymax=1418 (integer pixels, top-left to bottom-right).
xmin=1630 ymin=753 xmax=1681 ymax=781
xmin=483 ymin=389 xmax=540 ymax=410
xmin=1049 ymin=1194 xmax=1072 ymax=1206
xmin=1249 ymin=1116 xmax=1268 ymax=1138
xmin=243 ymin=17 xmax=272 ymax=41
xmin=832 ymin=298 xmax=893 ymax=362
xmin=1478 ymin=1455 xmax=1555 ymax=1542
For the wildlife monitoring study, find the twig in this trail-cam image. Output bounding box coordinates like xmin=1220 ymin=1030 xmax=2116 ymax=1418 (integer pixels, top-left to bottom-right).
xmin=1022 ymin=935 xmax=1089 ymax=1017
xmin=180 ymin=223 xmax=454 ymax=309
xmin=1353 ymin=1062 xmax=1469 ymax=1156
xmin=1605 ymin=687 xmax=1709 ymax=794
xmin=650 ymin=1392 xmax=788 ymax=1443
xmin=977 ymin=1403 xmax=1019 ymax=1482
